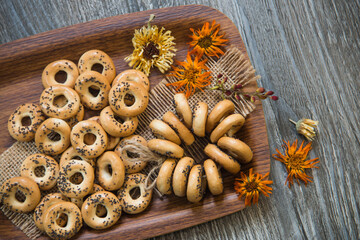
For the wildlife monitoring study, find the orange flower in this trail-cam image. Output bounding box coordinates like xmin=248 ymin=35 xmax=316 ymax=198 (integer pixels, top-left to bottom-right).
xmin=166 ymin=52 xmax=212 ymax=98
xmin=188 ymin=20 xmax=228 ymax=58
xmin=234 ymin=168 xmax=273 ymax=206
xmin=273 ymin=140 xmax=319 ymax=188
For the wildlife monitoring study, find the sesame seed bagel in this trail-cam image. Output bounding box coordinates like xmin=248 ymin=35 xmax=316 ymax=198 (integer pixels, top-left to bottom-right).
xmin=117 ymin=173 xmax=152 ymax=214
xmin=112 ymin=69 xmax=150 ymax=91
xmin=87 ymin=115 xmax=120 ymax=150
xmin=204 ymin=159 xmax=223 ymax=195
xmin=192 ymin=102 xmax=208 ymax=137
xmin=70 ymin=120 xmax=108 ymax=158
xmin=172 ymin=157 xmax=195 ymax=197
xmin=40 ymin=85 xmax=80 ymax=119
xmin=100 ymin=106 xmax=138 ymax=138
xmin=63 ymin=104 xmax=84 ymax=128
xmin=78 ymin=49 xmax=116 ymax=84
xmin=109 ymin=81 xmax=149 ymax=117
xmin=156 ymin=159 xmax=177 ymax=195
xmin=174 ymin=93 xmax=192 ymax=129
xmin=204 ymin=144 xmax=241 ymax=175
xmin=163 ymin=111 xmax=195 ymax=145
xmin=35 ymin=118 xmax=71 ymax=155
xmin=148 ymin=139 xmax=184 ymax=159
xmin=42 ymin=59 xmax=79 ymax=88
xmin=81 ymin=191 xmax=122 ymax=229
xmin=96 ymin=151 xmax=125 ymax=191
xmin=210 ymin=114 xmax=245 ymax=143
xmin=43 ymin=201 xmax=83 ymax=240
xmin=149 ymin=119 xmax=181 ymax=145
xmin=114 ymin=135 xmax=148 ymax=173
xmin=74 ymin=71 xmax=110 ymax=110
xmin=206 ymin=99 xmax=235 ymax=133
xmin=57 ymin=160 xmax=94 ymax=199
xmin=187 ymin=165 xmax=207 ymax=203
xmin=60 ymin=146 xmax=95 ymax=168
xmin=0 ymin=176 xmax=41 ymax=213
xmin=8 ymin=103 xmax=45 ymax=142
xmin=20 ymin=153 xmax=59 ymax=190
xmin=33 ymin=193 xmax=69 ymax=232
xmin=217 ymin=137 xmax=253 ymax=164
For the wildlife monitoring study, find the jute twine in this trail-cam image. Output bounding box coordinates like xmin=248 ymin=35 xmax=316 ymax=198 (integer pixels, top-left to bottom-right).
xmin=0 ymin=46 xmax=259 ymax=239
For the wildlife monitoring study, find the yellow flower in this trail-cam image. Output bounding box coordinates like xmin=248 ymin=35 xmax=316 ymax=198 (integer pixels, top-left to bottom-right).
xmin=166 ymin=52 xmax=212 ymax=98
xmin=125 ymin=14 xmax=176 ymax=76
xmin=273 ymin=140 xmax=319 ymax=188
xmin=188 ymin=20 xmax=228 ymax=58
xmin=234 ymin=168 xmax=273 ymax=206
xmin=290 ymin=118 xmax=319 ymax=141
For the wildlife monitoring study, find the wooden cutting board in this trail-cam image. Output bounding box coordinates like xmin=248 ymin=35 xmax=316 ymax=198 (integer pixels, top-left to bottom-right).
xmin=0 ymin=5 xmax=270 ymax=240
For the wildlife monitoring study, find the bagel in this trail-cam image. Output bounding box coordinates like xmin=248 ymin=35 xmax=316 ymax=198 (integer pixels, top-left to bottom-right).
xmin=148 ymin=139 xmax=184 ymax=159
xmin=163 ymin=111 xmax=194 ymax=145
xmin=174 ymin=93 xmax=192 ymax=129
xmin=187 ymin=165 xmax=207 ymax=203
xmin=172 ymin=157 xmax=195 ymax=197
xmin=204 ymin=159 xmax=223 ymax=195
xmin=217 ymin=137 xmax=253 ymax=164
xmin=87 ymin=115 xmax=120 ymax=150
xmin=192 ymin=102 xmax=208 ymax=137
xmin=112 ymin=69 xmax=150 ymax=91
xmin=149 ymin=119 xmax=181 ymax=145
xmin=42 ymin=59 xmax=79 ymax=88
xmin=156 ymin=159 xmax=176 ymax=195
xmin=204 ymin=144 xmax=241 ymax=175
xmin=210 ymin=114 xmax=245 ymax=143
xmin=206 ymin=99 xmax=235 ymax=133
xmin=96 ymin=151 xmax=125 ymax=191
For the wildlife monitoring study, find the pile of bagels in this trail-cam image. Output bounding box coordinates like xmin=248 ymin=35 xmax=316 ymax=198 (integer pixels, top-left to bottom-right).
xmin=2 ymin=49 xmax=154 ymax=239
xmin=148 ymin=93 xmax=253 ymax=203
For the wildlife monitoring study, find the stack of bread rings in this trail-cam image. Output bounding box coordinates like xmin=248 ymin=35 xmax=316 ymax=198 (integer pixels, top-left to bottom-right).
xmin=146 ymin=93 xmax=253 ymax=203
xmin=2 ymin=49 xmax=153 ymax=239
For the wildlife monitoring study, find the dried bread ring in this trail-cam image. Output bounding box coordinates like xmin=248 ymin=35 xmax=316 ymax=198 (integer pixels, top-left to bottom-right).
xmin=33 ymin=193 xmax=69 ymax=232
xmin=78 ymin=49 xmax=116 ymax=84
xmin=20 ymin=153 xmax=59 ymax=190
xmin=64 ymin=104 xmax=84 ymax=128
xmin=81 ymin=191 xmax=122 ymax=229
xmin=60 ymin=146 xmax=95 ymax=168
xmin=163 ymin=111 xmax=194 ymax=145
xmin=96 ymin=151 xmax=125 ymax=191
xmin=148 ymin=139 xmax=184 ymax=159
xmin=74 ymin=71 xmax=110 ymax=110
xmin=174 ymin=93 xmax=192 ymax=129
xmin=109 ymin=81 xmax=149 ymax=117
xmin=70 ymin=120 xmax=108 ymax=158
xmin=210 ymin=114 xmax=245 ymax=143
xmin=149 ymin=119 xmax=181 ymax=145
xmin=8 ymin=103 xmax=45 ymax=142
xmin=217 ymin=137 xmax=253 ymax=164
xmin=40 ymin=85 xmax=80 ymax=119
xmin=204 ymin=159 xmax=223 ymax=195
xmin=57 ymin=160 xmax=94 ymax=198
xmin=192 ymin=102 xmax=208 ymax=137
xmin=35 ymin=118 xmax=71 ymax=155
xmin=117 ymin=173 xmax=152 ymax=214
xmin=206 ymin=99 xmax=235 ymax=133
xmin=172 ymin=157 xmax=195 ymax=197
xmin=100 ymin=106 xmax=138 ymax=138
xmin=0 ymin=176 xmax=41 ymax=213
xmin=42 ymin=59 xmax=79 ymax=88
xmin=187 ymin=165 xmax=207 ymax=203
xmin=156 ymin=159 xmax=177 ymax=195
xmin=43 ymin=201 xmax=82 ymax=240
xmin=112 ymin=69 xmax=150 ymax=91
xmin=204 ymin=144 xmax=241 ymax=175
xmin=87 ymin=115 xmax=120 ymax=150
xmin=70 ymin=184 xmax=105 ymax=210
xmin=114 ymin=135 xmax=148 ymax=173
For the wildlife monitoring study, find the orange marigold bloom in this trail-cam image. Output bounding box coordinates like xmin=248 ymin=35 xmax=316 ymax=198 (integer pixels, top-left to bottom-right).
xmin=188 ymin=20 xmax=228 ymax=58
xmin=273 ymin=140 xmax=319 ymax=188
xmin=166 ymin=52 xmax=212 ymax=98
xmin=234 ymin=168 xmax=273 ymax=207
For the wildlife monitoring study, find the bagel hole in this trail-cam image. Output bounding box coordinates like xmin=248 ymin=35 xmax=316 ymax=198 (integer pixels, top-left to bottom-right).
xmin=53 ymin=95 xmax=68 ymax=108
xmin=89 ymin=85 xmax=100 ymax=97
xmin=21 ymin=116 xmax=32 ymax=126
xmin=56 ymin=213 xmax=68 ymax=228
xmin=126 ymin=150 xmax=140 ymax=159
xmin=96 ymin=204 xmax=107 ymax=218
xmin=124 ymin=93 xmax=135 ymax=106
xmin=129 ymin=187 xmax=141 ymax=200
xmin=91 ymin=63 xmax=104 ymax=73
xmin=55 ymin=70 xmax=67 ymax=84
xmin=72 ymin=156 xmax=82 ymax=160
xmin=15 ymin=190 xmax=26 ymax=203
xmin=106 ymin=164 xmax=113 ymax=176
xmin=84 ymin=133 xmax=96 ymax=145
xmin=69 ymin=172 xmax=84 ymax=185
xmin=114 ymin=115 xmax=125 ymax=124
xmin=47 ymin=131 xmax=61 ymax=142
xmin=34 ymin=166 xmax=46 ymax=177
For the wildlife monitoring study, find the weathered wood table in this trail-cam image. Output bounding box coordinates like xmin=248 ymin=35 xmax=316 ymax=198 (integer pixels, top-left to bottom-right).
xmin=0 ymin=0 xmax=359 ymax=239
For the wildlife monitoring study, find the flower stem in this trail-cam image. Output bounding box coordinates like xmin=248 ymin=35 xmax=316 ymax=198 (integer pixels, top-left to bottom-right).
xmin=289 ymin=119 xmax=297 ymax=125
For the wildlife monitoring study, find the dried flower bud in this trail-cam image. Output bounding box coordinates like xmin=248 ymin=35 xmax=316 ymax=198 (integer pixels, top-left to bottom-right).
xmin=270 ymin=96 xmax=278 ymax=101
xmin=223 ymin=77 xmax=228 ymax=83
xmin=234 ymin=84 xmax=243 ymax=90
xmin=256 ymin=87 xmax=265 ymax=93
xmin=266 ymin=91 xmax=274 ymax=96
xmin=259 ymin=94 xmax=267 ymax=99
xmin=210 ymin=86 xmax=220 ymax=90
xmin=243 ymin=94 xmax=251 ymax=100
xmin=290 ymin=118 xmax=319 ymax=141
xmin=217 ymin=74 xmax=223 ymax=79
xmin=235 ymin=93 xmax=241 ymax=100
xmin=225 ymin=90 xmax=232 ymax=96
xmin=218 ymin=80 xmax=222 ymax=84
xmin=250 ymin=96 xmax=256 ymax=103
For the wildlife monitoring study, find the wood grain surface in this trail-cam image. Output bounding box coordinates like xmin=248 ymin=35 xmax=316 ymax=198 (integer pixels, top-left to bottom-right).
xmin=0 ymin=0 xmax=359 ymax=240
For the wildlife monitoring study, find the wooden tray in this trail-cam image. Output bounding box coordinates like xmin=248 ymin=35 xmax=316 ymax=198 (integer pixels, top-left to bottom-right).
xmin=0 ymin=5 xmax=270 ymax=240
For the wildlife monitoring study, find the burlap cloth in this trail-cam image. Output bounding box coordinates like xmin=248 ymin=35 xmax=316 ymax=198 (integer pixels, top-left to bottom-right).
xmin=0 ymin=46 xmax=258 ymax=239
